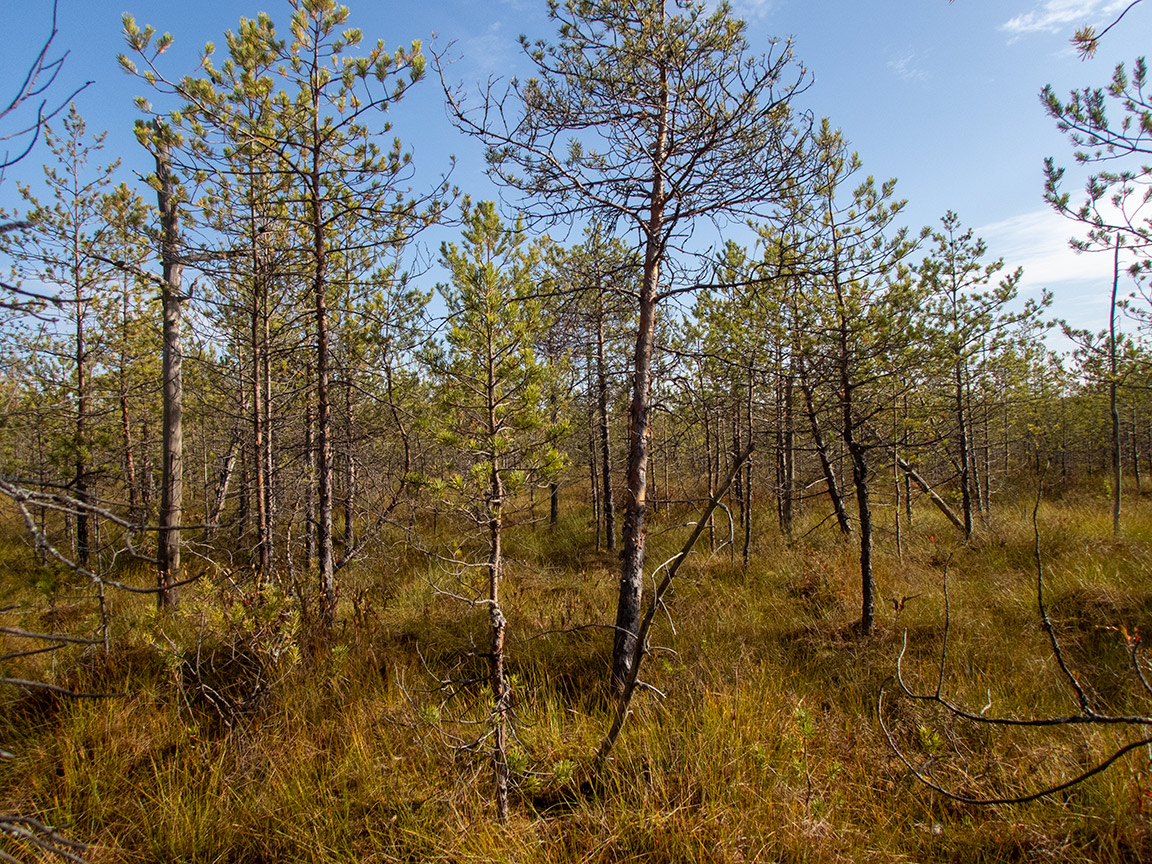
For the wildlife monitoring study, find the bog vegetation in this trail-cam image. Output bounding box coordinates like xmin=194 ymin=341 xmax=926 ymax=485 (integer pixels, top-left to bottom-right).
xmin=2 ymin=0 xmax=1151 ymax=861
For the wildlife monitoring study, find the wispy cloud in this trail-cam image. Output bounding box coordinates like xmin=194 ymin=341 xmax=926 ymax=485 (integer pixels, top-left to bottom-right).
xmin=980 ymin=208 xmax=1112 ymax=285
xmin=887 ymin=50 xmax=928 ymax=82
xmin=705 ymin=0 xmax=777 ymax=22
xmin=978 ymin=207 xmax=1129 ymax=331
xmin=729 ymin=0 xmax=777 ymax=21
xmin=460 ymin=21 xmax=515 ymax=77
xmin=1000 ymin=0 xmax=1128 ymax=36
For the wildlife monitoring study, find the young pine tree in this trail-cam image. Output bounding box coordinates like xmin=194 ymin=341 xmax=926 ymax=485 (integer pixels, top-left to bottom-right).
xmin=3 ymin=106 xmax=120 ymax=568
xmin=425 ymin=201 xmax=567 ymax=821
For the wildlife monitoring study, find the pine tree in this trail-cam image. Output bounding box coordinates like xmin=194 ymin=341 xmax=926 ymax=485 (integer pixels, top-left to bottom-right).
xmin=919 ymin=211 xmax=1032 ymax=537
xmin=121 ymin=0 xmax=446 ymax=622
xmin=3 ymin=106 xmax=120 ymax=568
xmin=1042 ymin=56 xmax=1150 ymax=532
xmin=797 ymin=122 xmax=923 ymax=635
xmin=424 ymin=201 xmax=567 ymax=821
xmin=446 ymin=0 xmax=812 ymax=693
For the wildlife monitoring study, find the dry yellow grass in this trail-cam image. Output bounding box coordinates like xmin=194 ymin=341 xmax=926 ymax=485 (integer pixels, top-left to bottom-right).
xmin=3 ymin=490 xmax=1152 ymax=862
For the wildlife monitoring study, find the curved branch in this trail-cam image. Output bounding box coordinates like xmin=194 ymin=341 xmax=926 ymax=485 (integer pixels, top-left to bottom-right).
xmin=878 ymin=479 xmax=1152 ymax=805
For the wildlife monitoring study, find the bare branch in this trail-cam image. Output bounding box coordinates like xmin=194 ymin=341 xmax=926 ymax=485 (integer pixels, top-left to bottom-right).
xmin=878 ymin=479 xmax=1152 ymax=804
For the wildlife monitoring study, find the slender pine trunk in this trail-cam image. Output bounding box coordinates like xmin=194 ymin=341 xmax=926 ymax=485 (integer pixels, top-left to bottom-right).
xmin=596 ymin=289 xmax=616 ymax=550
xmin=1131 ymin=407 xmax=1141 ymax=493
xmin=155 ymin=135 xmax=183 ymax=609
xmin=798 ymin=364 xmax=852 ymax=536
xmin=1110 ymin=234 xmax=1122 ymax=536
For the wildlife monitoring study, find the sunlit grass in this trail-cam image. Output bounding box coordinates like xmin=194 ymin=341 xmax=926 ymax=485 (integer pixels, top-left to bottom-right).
xmin=3 ymin=488 xmax=1152 ymax=861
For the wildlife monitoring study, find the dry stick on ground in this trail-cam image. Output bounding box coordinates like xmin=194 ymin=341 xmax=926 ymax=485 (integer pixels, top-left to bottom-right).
xmin=590 ymin=442 xmax=753 ymax=779
xmin=0 ymin=479 xmax=204 ymax=597
xmin=877 ymin=483 xmax=1152 ymax=805
xmin=0 ymin=476 xmax=194 ymax=863
xmin=0 ymin=815 xmax=88 ymax=864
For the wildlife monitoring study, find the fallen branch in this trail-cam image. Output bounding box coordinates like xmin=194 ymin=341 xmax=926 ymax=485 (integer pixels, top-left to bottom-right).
xmin=878 ymin=480 xmax=1152 ymax=804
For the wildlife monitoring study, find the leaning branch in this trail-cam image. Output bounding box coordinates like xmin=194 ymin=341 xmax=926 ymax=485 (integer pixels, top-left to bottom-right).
xmin=590 ymin=441 xmax=753 ymax=777
xmin=896 ymin=456 xmax=966 ymax=534
xmin=0 ymin=814 xmax=88 ymax=864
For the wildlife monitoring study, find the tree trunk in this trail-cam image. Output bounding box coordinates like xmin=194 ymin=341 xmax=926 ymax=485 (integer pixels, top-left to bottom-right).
xmin=612 ymin=72 xmax=667 ymax=693
xmin=236 ymin=402 xmax=250 ymax=542
xmin=74 ymin=268 xmax=89 ymax=568
xmin=704 ymin=409 xmax=716 ymax=550
xmin=609 ymin=37 xmax=679 ymax=694
xmin=850 ymin=439 xmax=874 ymax=635
xmin=119 ymin=274 xmax=139 ymax=523
xmin=489 ymin=494 xmax=509 ymax=822
xmin=593 ymin=442 xmax=752 ymax=775
xmin=775 ymin=360 xmax=785 ymax=531
xmin=262 ymin=261 xmax=275 ymax=579
xmin=613 ymin=255 xmax=658 ymax=695
xmin=205 ymin=430 xmax=238 ymax=543
xmin=731 ymin=399 xmax=743 ymax=531
xmin=344 ymin=366 xmax=357 ymax=556
xmin=489 ymin=571 xmax=509 ymax=821
xmin=309 ymin=122 xmax=336 ymax=627
xmin=251 ymin=216 xmax=271 ymax=584
xmin=305 ymin=377 xmax=316 ymax=577
xmin=596 ymin=288 xmax=616 ymax=551
xmin=1110 ymin=234 xmax=1122 ymax=536
xmin=965 ymin=366 xmax=985 ymax=519
xmin=798 ymin=364 xmax=852 ymax=536
xmin=587 ymin=379 xmax=601 ymax=551
xmin=742 ymin=366 xmax=753 ymax=566
xmin=484 ymin=313 xmax=509 ymax=822
xmin=662 ymin=418 xmax=669 ymax=517
xmin=120 ymin=395 xmax=138 ymax=520
xmin=155 ymin=135 xmax=183 ymax=609
xmin=894 ymin=399 xmax=902 ymax=560
xmin=783 ymin=372 xmax=796 ymax=533
xmin=1131 ymin=408 xmax=1141 ymax=493
xmin=838 ymin=331 xmax=873 ymax=634
xmin=954 ymin=357 xmax=974 ymax=539
xmin=981 ymin=384 xmax=992 ymax=511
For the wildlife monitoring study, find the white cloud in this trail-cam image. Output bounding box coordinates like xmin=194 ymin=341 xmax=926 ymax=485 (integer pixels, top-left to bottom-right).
xmin=887 ymin=50 xmax=928 ymax=82
xmin=1000 ymin=0 xmax=1128 ymax=36
xmin=461 ymin=22 xmax=514 ymax=76
xmin=705 ymin=0 xmax=777 ymax=22
xmin=980 ymin=208 xmax=1112 ymax=285
xmin=729 ymin=0 xmax=777 ymax=21
xmin=978 ymin=207 xmax=1139 ymax=332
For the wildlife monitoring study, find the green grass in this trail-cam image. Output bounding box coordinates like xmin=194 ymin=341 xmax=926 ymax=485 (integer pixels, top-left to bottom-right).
xmin=4 ymin=491 xmax=1152 ymax=862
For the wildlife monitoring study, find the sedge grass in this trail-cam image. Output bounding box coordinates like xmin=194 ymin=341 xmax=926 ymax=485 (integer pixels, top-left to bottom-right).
xmin=2 ymin=491 xmax=1152 ymax=861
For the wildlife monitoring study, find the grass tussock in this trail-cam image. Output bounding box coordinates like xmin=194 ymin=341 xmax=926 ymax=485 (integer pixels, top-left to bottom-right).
xmin=4 ymin=493 xmax=1152 ymax=862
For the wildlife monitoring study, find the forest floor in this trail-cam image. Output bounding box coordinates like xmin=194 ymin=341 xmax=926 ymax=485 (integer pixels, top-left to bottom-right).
xmin=4 ymin=483 xmax=1152 ymax=862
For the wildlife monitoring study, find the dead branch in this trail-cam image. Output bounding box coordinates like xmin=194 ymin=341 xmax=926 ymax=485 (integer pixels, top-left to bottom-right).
xmin=877 ymin=482 xmax=1152 ymax=804
xmin=590 ymin=441 xmax=753 ymax=777
xmin=895 ymin=456 xmax=966 ymax=534
xmin=0 ymin=815 xmax=87 ymax=864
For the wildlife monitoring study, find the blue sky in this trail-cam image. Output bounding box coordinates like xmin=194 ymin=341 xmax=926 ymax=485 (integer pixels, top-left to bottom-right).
xmin=2 ymin=0 xmax=1149 ymax=336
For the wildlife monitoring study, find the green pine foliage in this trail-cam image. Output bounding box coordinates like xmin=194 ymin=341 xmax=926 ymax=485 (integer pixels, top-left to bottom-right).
xmin=6 ymin=1 xmax=1152 ymax=860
